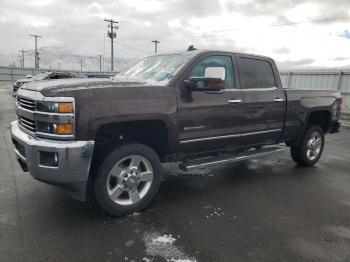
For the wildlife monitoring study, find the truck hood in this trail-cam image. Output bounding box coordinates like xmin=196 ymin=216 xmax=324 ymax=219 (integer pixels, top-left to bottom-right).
xmin=19 ymin=78 xmax=163 ymax=94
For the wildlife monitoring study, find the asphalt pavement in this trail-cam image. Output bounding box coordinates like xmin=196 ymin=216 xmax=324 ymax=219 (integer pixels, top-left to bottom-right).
xmin=1 ymin=82 xmax=350 ymax=262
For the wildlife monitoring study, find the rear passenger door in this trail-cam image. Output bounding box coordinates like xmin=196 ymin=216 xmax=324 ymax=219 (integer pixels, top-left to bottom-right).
xmin=236 ymin=55 xmax=286 ymax=146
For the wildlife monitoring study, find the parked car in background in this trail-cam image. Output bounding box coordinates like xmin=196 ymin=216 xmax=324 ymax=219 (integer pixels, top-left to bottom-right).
xmin=86 ymin=72 xmax=116 ymax=78
xmin=13 ymin=71 xmax=76 ymax=94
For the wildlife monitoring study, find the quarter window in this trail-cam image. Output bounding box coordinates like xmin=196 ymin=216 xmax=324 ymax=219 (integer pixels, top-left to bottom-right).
xmin=239 ymin=58 xmax=276 ymax=89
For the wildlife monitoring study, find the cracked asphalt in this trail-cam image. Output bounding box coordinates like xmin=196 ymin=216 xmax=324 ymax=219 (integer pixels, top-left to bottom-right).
xmin=1 ymin=82 xmax=350 ymax=262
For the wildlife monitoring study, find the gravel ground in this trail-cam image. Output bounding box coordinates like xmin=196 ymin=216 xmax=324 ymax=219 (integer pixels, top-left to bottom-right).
xmin=1 ymin=81 xmax=350 ymax=262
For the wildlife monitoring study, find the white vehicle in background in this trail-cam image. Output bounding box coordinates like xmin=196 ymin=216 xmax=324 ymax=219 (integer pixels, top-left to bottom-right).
xmin=13 ymin=71 xmax=76 ymax=95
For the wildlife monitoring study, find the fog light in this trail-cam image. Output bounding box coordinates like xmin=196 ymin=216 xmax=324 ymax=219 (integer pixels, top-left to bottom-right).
xmin=39 ymin=151 xmax=58 ymax=167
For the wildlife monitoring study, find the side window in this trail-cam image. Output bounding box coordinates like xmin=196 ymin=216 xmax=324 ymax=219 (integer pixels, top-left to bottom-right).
xmin=57 ymin=74 xmax=72 ymax=79
xmin=239 ymin=58 xmax=276 ymax=89
xmin=191 ymin=56 xmax=235 ymax=89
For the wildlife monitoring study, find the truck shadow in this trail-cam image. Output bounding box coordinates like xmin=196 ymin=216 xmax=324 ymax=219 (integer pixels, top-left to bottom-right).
xmin=41 ymin=157 xmax=311 ymax=221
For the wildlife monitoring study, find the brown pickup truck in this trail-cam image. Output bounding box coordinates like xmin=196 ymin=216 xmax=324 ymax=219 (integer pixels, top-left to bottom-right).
xmin=11 ymin=49 xmax=342 ymax=216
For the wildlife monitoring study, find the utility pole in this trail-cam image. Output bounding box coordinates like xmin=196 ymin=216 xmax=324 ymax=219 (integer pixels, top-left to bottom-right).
xmin=151 ymin=40 xmax=160 ymax=54
xmin=18 ymin=49 xmax=28 ymax=68
xmin=18 ymin=57 xmax=22 ymax=68
xmin=104 ymin=19 xmax=119 ymax=71
xmin=30 ymin=34 xmax=42 ymax=68
xmin=98 ymin=55 xmax=102 ymax=71
xmin=80 ymin=59 xmax=83 ymax=71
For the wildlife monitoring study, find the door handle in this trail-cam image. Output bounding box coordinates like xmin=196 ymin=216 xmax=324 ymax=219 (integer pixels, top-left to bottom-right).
xmin=273 ymin=98 xmax=284 ymax=102
xmin=228 ymin=99 xmax=242 ymax=104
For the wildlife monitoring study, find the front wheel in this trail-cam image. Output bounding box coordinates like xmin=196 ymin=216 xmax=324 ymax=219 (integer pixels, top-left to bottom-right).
xmin=94 ymin=144 xmax=161 ymax=216
xmin=290 ymin=125 xmax=325 ymax=167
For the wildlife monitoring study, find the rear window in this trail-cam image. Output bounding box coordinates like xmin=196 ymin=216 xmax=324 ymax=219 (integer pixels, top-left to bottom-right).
xmin=239 ymin=58 xmax=276 ymax=89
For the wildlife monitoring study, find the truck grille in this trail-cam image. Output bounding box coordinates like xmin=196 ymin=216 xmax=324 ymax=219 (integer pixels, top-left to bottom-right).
xmin=18 ymin=116 xmax=36 ymax=133
xmin=15 ymin=89 xmax=75 ymax=140
xmin=17 ymin=96 xmax=36 ymax=111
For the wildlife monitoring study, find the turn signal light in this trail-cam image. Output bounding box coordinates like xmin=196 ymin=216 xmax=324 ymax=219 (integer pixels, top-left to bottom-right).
xmin=56 ymin=123 xmax=73 ymax=135
xmin=58 ymin=102 xmax=74 ymax=113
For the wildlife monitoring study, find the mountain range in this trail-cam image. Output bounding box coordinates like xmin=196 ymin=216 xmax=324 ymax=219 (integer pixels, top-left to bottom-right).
xmin=0 ymin=46 xmax=138 ymax=72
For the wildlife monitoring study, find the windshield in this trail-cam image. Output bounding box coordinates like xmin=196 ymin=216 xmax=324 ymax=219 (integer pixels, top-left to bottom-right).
xmin=117 ymin=54 xmax=191 ymax=82
xmin=32 ymin=72 xmax=51 ymax=80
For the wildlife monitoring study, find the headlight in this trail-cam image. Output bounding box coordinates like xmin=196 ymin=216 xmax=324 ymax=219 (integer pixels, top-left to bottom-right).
xmin=36 ymin=101 xmax=74 ymax=113
xmin=37 ymin=122 xmax=74 ymax=136
xmin=35 ymin=99 xmax=75 ymax=138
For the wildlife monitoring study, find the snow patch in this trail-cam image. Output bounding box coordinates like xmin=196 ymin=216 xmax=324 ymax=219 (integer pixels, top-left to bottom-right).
xmin=143 ymin=232 xmax=196 ymax=262
xmin=205 ymin=206 xmax=225 ymax=219
xmin=152 ymin=235 xmax=176 ymax=244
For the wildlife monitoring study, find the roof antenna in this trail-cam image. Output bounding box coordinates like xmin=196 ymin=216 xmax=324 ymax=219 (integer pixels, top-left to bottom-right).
xmin=187 ymin=45 xmax=197 ymax=51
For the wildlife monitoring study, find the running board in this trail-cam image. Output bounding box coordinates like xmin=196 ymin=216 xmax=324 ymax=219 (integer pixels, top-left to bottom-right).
xmin=179 ymin=146 xmax=284 ymax=172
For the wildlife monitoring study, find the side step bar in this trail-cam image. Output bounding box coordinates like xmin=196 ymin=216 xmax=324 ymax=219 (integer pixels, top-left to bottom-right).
xmin=179 ymin=146 xmax=284 ymax=171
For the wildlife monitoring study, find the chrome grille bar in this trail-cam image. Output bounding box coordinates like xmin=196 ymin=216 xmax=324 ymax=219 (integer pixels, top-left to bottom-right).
xmin=17 ymin=97 xmax=36 ymax=111
xmin=18 ymin=116 xmax=36 ymax=132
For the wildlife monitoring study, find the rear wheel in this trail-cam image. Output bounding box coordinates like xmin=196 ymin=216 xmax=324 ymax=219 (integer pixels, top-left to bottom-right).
xmin=94 ymin=144 xmax=161 ymax=216
xmin=290 ymin=125 xmax=324 ymax=167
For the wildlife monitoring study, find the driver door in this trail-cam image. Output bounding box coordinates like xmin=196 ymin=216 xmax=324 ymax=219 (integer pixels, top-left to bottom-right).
xmin=175 ymin=53 xmax=244 ymax=153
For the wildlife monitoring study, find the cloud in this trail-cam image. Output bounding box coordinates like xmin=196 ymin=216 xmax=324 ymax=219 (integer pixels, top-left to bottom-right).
xmin=274 ymin=47 xmax=290 ymax=54
xmin=333 ymin=56 xmax=349 ymax=61
xmin=0 ymin=0 xmax=350 ymax=69
xmin=277 ymin=58 xmax=315 ymax=69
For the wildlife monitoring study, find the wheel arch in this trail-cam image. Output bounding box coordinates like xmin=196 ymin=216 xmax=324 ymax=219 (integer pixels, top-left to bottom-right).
xmin=292 ymin=108 xmax=332 ymax=147
xmin=89 ymin=119 xmax=170 ymax=177
xmin=305 ymin=109 xmax=332 ymax=133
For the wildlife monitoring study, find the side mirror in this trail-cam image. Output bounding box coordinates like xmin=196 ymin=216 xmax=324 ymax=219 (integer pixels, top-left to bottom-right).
xmin=204 ymin=67 xmax=225 ymax=80
xmin=184 ymin=66 xmax=226 ymax=91
xmin=185 ymin=76 xmax=225 ymax=91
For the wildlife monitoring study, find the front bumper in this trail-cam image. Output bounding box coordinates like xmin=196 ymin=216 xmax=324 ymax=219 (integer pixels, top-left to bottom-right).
xmin=10 ymin=120 xmax=94 ymax=201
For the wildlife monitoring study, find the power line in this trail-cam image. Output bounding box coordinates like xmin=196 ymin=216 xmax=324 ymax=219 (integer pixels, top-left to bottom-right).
xmin=115 ymin=41 xmax=151 ymax=55
xmin=104 ymin=18 xmax=119 ymax=71
xmin=30 ymin=34 xmax=42 ymax=68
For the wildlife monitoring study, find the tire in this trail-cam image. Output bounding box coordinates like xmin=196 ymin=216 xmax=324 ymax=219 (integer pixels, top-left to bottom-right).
xmin=94 ymin=143 xmax=161 ymax=216
xmin=290 ymin=146 xmax=300 ymax=163
xmin=290 ymin=125 xmax=325 ymax=167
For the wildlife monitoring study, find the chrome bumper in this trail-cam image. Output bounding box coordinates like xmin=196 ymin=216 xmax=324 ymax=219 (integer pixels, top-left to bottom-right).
xmin=10 ymin=120 xmax=94 ymax=201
